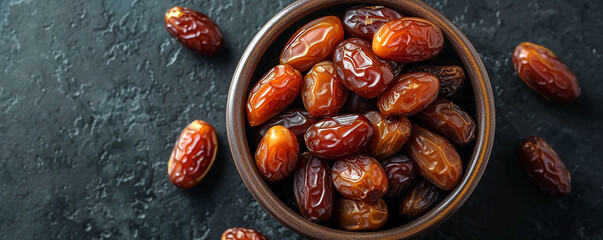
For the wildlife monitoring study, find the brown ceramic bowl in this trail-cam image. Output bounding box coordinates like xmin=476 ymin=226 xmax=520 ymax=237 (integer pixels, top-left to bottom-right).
xmin=226 ymin=0 xmax=495 ymax=239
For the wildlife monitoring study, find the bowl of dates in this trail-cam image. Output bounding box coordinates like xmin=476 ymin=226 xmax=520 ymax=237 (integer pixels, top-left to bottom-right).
xmin=226 ymin=0 xmax=495 ymax=239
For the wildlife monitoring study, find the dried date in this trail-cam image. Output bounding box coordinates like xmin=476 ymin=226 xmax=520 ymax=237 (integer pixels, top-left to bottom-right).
xmin=164 ymin=6 xmax=223 ymax=55
xmin=304 ymin=114 xmax=374 ymax=159
xmin=255 ymin=109 xmax=317 ymax=144
xmin=221 ymin=227 xmax=267 ymax=240
xmin=341 ymin=92 xmax=377 ymax=114
xmin=399 ymin=179 xmax=441 ymax=217
xmin=414 ymin=97 xmax=476 ymax=145
xmin=302 ymin=61 xmax=348 ymax=118
xmin=373 ymin=18 xmax=444 ymax=62
xmin=255 ymin=125 xmax=300 ymax=181
xmin=517 ymin=137 xmax=571 ymax=197
xmin=378 ymin=72 xmax=439 ymax=117
xmin=334 ymin=198 xmax=388 ymax=231
xmin=343 ymin=6 xmax=404 ymax=41
xmin=381 ymin=154 xmax=416 ymax=199
xmin=406 ymin=65 xmax=465 ymax=97
xmin=363 ymin=111 xmax=411 ymax=159
xmin=294 ymin=153 xmax=333 ymax=222
xmin=331 ymin=154 xmax=388 ymax=202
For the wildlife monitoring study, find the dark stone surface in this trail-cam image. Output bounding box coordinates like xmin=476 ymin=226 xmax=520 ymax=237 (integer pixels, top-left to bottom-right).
xmin=0 ymin=0 xmax=601 ymax=239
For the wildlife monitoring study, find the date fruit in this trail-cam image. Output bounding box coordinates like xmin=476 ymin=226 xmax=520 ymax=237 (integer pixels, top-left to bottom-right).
xmin=168 ymin=120 xmax=218 ymax=189
xmin=246 ymin=64 xmax=302 ymax=126
xmin=341 ymin=92 xmax=377 ymax=114
xmin=363 ymin=111 xmax=412 ymax=159
xmin=164 ymin=6 xmax=223 ymax=55
xmin=334 ymin=198 xmax=388 ymax=231
xmin=280 ymin=16 xmax=345 ymax=72
xmin=255 ymin=125 xmax=300 ymax=181
xmin=333 ymin=38 xmax=394 ymax=99
xmin=302 ymin=61 xmax=348 ymax=118
xmin=378 ymin=72 xmax=439 ymax=117
xmin=294 ymin=153 xmax=333 ymax=222
xmin=406 ymin=65 xmax=465 ymax=97
xmin=414 ymin=97 xmax=476 ymax=145
xmin=221 ymin=227 xmax=267 ymax=240
xmin=517 ymin=137 xmax=571 ymax=197
xmin=399 ymin=179 xmax=441 ymax=217
xmin=381 ymin=154 xmax=416 ymax=199
xmin=512 ymin=42 xmax=580 ymax=103
xmin=405 ymin=125 xmax=462 ymax=191
xmin=331 ymin=155 xmax=388 ymax=202
xmin=373 ymin=18 xmax=444 ymax=62
xmin=255 ymin=109 xmax=317 ymax=144
xmin=343 ymin=6 xmax=404 ymax=41
xmin=304 ymin=114 xmax=374 ymax=159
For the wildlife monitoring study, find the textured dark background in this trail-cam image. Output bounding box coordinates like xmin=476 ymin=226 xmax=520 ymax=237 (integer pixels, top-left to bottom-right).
xmin=1 ymin=0 xmax=602 ymax=239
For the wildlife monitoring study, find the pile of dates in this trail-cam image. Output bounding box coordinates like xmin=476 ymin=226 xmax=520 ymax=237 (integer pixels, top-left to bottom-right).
xmin=246 ymin=6 xmax=476 ymax=231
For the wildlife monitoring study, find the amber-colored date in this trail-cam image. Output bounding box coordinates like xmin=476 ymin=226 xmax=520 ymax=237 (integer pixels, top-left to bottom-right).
xmin=341 ymin=92 xmax=377 ymax=114
xmin=246 ymin=64 xmax=302 ymax=126
xmin=414 ymin=97 xmax=476 ymax=145
xmin=363 ymin=111 xmax=411 ymax=159
xmin=405 ymin=125 xmax=462 ymax=191
xmin=373 ymin=18 xmax=444 ymax=62
xmin=334 ymin=198 xmax=388 ymax=231
xmin=512 ymin=42 xmax=580 ymax=103
xmin=255 ymin=126 xmax=300 ymax=181
xmin=280 ymin=16 xmax=345 ymax=72
xmin=343 ymin=6 xmax=404 ymax=41
xmin=333 ymin=38 xmax=394 ymax=99
xmin=168 ymin=120 xmax=218 ymax=189
xmin=294 ymin=153 xmax=333 ymax=222
xmin=304 ymin=114 xmax=374 ymax=159
xmin=255 ymin=109 xmax=317 ymax=144
xmin=406 ymin=65 xmax=465 ymax=97
xmin=381 ymin=154 xmax=416 ymax=199
xmin=164 ymin=6 xmax=223 ymax=55
xmin=221 ymin=227 xmax=267 ymax=240
xmin=399 ymin=179 xmax=441 ymax=217
xmin=331 ymin=155 xmax=388 ymax=202
xmin=302 ymin=61 xmax=348 ymax=118
xmin=517 ymin=137 xmax=571 ymax=197
xmin=378 ymin=72 xmax=439 ymax=117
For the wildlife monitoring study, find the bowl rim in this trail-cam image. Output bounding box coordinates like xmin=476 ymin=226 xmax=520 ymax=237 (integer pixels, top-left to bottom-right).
xmin=226 ymin=0 xmax=495 ymax=239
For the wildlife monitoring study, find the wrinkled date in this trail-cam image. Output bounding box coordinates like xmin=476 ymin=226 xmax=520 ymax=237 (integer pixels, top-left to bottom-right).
xmin=381 ymin=154 xmax=416 ymax=199
xmin=406 ymin=65 xmax=465 ymax=97
xmin=399 ymin=179 xmax=441 ymax=217
xmin=255 ymin=109 xmax=317 ymax=144
xmin=341 ymin=92 xmax=377 ymax=114
xmin=331 ymin=155 xmax=388 ymax=202
xmin=378 ymin=72 xmax=439 ymax=117
xmin=304 ymin=114 xmax=374 ymax=159
xmin=512 ymin=42 xmax=581 ymax=103
xmin=294 ymin=153 xmax=334 ymax=222
xmin=517 ymin=137 xmax=571 ymax=197
xmin=168 ymin=120 xmax=218 ymax=189
xmin=414 ymin=97 xmax=476 ymax=145
xmin=333 ymin=38 xmax=394 ymax=99
xmin=280 ymin=16 xmax=345 ymax=72
xmin=343 ymin=6 xmax=404 ymax=41
xmin=221 ymin=227 xmax=268 ymax=240
xmin=255 ymin=126 xmax=300 ymax=181
xmin=164 ymin=6 xmax=223 ymax=55
xmin=373 ymin=17 xmax=444 ymax=62
xmin=405 ymin=125 xmax=462 ymax=191
xmin=334 ymin=198 xmax=388 ymax=231
xmin=302 ymin=61 xmax=348 ymax=118
xmin=246 ymin=64 xmax=302 ymax=126
xmin=363 ymin=111 xmax=412 ymax=159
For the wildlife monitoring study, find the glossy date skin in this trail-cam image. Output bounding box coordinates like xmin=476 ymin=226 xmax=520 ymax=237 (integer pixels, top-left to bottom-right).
xmin=255 ymin=109 xmax=317 ymax=144
xmin=164 ymin=6 xmax=223 ymax=55
xmin=414 ymin=97 xmax=476 ymax=145
xmin=343 ymin=6 xmax=404 ymax=41
xmin=304 ymin=114 xmax=374 ymax=160
xmin=363 ymin=111 xmax=411 ymax=159
xmin=373 ymin=18 xmax=444 ymax=62
xmin=334 ymin=198 xmax=388 ymax=231
xmin=517 ymin=137 xmax=571 ymax=197
xmin=168 ymin=120 xmax=218 ymax=189
xmin=405 ymin=125 xmax=462 ymax=191
xmin=341 ymin=92 xmax=377 ymax=114
xmin=378 ymin=72 xmax=439 ymax=117
xmin=406 ymin=65 xmax=465 ymax=97
xmin=333 ymin=38 xmax=394 ymax=99
xmin=221 ymin=227 xmax=267 ymax=240
xmin=331 ymin=155 xmax=388 ymax=202
xmin=246 ymin=64 xmax=302 ymax=126
xmin=399 ymin=179 xmax=441 ymax=217
xmin=255 ymin=126 xmax=300 ymax=182
xmin=280 ymin=16 xmax=345 ymax=72
xmin=294 ymin=153 xmax=333 ymax=222
xmin=302 ymin=61 xmax=348 ymax=118
xmin=381 ymin=154 xmax=416 ymax=199
xmin=512 ymin=42 xmax=580 ymax=103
